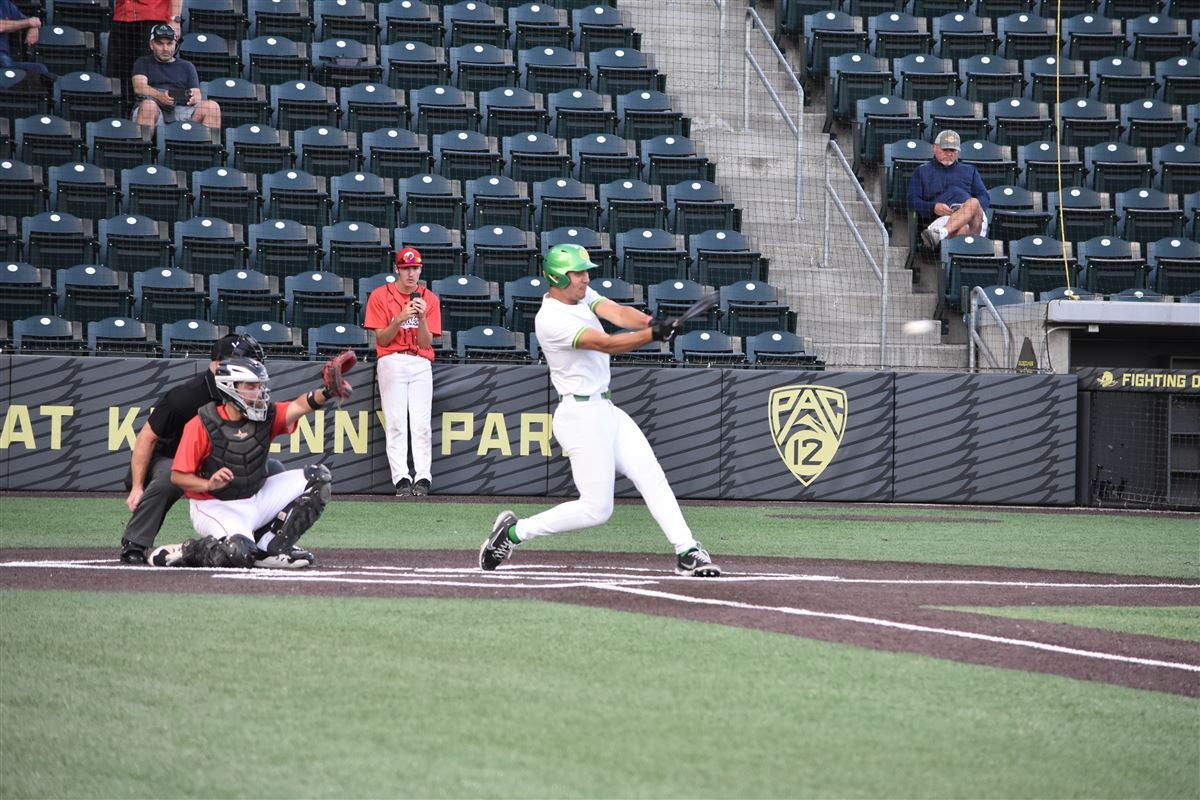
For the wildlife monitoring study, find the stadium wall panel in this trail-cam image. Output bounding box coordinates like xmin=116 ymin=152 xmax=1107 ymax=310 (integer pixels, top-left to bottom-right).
xmin=0 ymin=355 xmax=1078 ymax=504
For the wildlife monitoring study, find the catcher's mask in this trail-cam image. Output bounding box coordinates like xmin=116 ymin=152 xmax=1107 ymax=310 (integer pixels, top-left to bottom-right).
xmin=543 ymin=243 xmax=597 ymax=289
xmin=215 ymin=357 xmax=271 ymax=421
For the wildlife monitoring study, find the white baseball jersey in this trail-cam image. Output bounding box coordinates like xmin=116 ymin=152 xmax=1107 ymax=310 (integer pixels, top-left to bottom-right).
xmin=534 ymin=287 xmax=610 ymax=397
xmin=515 ymin=286 xmax=699 ymax=555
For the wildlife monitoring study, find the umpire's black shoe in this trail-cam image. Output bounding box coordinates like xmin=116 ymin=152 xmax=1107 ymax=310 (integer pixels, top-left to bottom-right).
xmin=411 ymin=478 xmax=430 ymax=497
xmin=120 ymin=540 xmax=147 ymax=565
xmin=479 ymin=510 xmax=518 ymax=571
xmin=395 ymin=478 xmax=413 ymax=497
xmin=676 ymin=544 xmax=721 ymax=577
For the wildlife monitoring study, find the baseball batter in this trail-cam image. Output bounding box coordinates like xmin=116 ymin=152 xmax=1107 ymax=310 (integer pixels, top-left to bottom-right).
xmin=479 ymin=243 xmax=721 ymax=577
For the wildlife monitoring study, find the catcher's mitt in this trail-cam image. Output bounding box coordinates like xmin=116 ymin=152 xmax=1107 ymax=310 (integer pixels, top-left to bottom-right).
xmin=322 ymin=349 xmax=357 ymax=401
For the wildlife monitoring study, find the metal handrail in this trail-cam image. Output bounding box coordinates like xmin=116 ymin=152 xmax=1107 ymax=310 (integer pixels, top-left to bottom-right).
xmin=742 ymin=6 xmax=803 ymax=222
xmin=714 ymin=0 xmax=726 ymax=88
xmin=823 ymin=139 xmax=889 ymax=366
xmin=967 ymin=286 xmax=1014 ymax=371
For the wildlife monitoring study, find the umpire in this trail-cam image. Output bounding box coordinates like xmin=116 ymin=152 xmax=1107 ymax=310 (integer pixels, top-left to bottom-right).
xmin=119 ymin=333 xmax=271 ymax=563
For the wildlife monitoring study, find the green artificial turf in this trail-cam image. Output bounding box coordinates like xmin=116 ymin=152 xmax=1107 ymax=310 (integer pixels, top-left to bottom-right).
xmin=2 ymin=496 xmax=1197 ymax=578
xmin=936 ymin=606 xmax=1200 ymax=642
xmin=2 ymin=590 xmax=1197 ymax=800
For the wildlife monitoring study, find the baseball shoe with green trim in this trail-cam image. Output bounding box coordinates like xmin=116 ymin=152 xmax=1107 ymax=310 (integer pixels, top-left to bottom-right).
xmin=480 ymin=510 xmax=518 ymax=571
xmin=676 ymin=544 xmax=721 ymax=577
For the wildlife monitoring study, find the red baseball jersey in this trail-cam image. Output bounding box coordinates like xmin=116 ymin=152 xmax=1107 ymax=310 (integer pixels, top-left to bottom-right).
xmin=363 ymin=283 xmax=442 ymax=362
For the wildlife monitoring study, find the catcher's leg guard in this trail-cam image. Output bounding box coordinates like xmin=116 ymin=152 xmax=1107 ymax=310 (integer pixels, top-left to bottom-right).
xmin=258 ymin=464 xmax=332 ymax=556
xmin=180 ymin=535 xmax=258 ymax=568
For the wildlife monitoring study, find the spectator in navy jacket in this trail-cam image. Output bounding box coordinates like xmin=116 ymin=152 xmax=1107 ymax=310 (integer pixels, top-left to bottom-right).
xmin=907 ymin=130 xmax=989 ymax=251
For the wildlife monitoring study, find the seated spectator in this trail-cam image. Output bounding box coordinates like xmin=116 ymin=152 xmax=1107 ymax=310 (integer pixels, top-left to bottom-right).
xmin=907 ymin=129 xmax=989 ymax=251
xmin=132 ymin=24 xmax=221 ymax=129
xmin=0 ymin=0 xmax=50 ymax=75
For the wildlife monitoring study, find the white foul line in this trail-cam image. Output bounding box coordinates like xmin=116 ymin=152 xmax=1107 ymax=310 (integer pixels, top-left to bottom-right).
xmin=589 ymin=583 xmax=1200 ymax=674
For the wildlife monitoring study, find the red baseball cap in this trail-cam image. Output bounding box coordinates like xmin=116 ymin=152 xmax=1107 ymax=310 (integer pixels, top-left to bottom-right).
xmin=395 ymin=246 xmax=423 ymax=268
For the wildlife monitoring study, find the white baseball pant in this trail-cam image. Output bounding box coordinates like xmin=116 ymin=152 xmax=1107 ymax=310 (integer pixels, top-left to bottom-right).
xmin=515 ymin=396 xmax=698 ymax=555
xmin=376 ymin=352 xmax=434 ymax=485
xmin=188 ymin=469 xmax=309 ymax=543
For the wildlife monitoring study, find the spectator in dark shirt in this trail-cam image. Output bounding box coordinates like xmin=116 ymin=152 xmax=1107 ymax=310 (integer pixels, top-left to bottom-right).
xmin=131 ymin=23 xmax=221 ymax=129
xmin=907 ymin=129 xmax=989 ymax=251
xmin=0 ymin=0 xmax=49 ymax=75
xmin=106 ymin=0 xmax=181 ymax=93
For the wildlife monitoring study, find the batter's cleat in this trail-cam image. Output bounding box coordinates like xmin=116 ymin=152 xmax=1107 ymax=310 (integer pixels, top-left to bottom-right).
xmin=148 ymin=543 xmax=186 ymax=567
xmin=395 ymin=478 xmax=413 ymax=497
xmin=119 ymin=540 xmax=147 ymax=564
xmin=676 ymin=545 xmax=721 ymax=577
xmin=255 ymin=545 xmax=316 ymax=569
xmin=479 ymin=510 xmax=518 ymax=571
xmin=411 ymin=478 xmax=430 ymax=497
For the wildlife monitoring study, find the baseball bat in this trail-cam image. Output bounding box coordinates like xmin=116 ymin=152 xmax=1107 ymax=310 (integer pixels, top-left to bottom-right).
xmin=676 ymin=292 xmax=719 ymax=323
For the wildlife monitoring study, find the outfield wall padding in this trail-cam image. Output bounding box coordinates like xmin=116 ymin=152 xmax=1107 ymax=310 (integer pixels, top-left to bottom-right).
xmin=0 ymin=355 xmax=1077 ymax=504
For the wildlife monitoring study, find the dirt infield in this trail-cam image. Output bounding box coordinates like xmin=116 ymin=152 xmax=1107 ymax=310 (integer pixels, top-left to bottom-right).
xmin=2 ymin=548 xmax=1197 ymax=697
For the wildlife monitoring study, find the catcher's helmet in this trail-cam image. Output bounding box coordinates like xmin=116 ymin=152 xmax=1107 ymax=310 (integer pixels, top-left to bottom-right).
xmin=543 ymin=243 xmax=597 ymax=289
xmin=396 ymin=246 xmax=423 ymax=269
xmin=214 ymin=357 xmax=271 ymax=422
xmin=211 ymin=333 xmax=264 ymax=362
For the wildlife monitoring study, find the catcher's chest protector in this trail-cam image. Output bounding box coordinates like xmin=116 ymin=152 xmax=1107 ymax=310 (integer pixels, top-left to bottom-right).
xmin=198 ymin=402 xmax=274 ymax=500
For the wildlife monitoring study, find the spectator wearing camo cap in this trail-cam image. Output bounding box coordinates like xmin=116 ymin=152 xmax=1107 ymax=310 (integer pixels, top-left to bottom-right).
xmin=907 ymin=129 xmax=990 ymax=252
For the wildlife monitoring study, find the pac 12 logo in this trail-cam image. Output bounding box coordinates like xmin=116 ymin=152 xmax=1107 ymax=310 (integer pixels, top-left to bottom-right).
xmin=768 ymin=385 xmax=847 ymax=487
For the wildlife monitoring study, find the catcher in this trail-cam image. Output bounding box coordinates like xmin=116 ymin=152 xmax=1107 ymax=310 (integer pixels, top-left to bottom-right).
xmin=148 ymin=350 xmax=355 ymax=569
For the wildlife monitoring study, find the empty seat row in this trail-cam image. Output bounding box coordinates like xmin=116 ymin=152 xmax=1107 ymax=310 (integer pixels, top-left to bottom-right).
xmin=0 ymin=213 xmax=765 ymax=289
xmin=29 ymin=0 xmax=635 ymax=50
xmin=852 ymin=94 xmax=1197 ymax=170
xmin=939 ymin=231 xmax=1200 ymax=303
xmin=825 ymin=53 xmax=1200 ymax=131
xmin=792 ymin=6 xmax=1197 ymax=82
xmin=7 ymin=313 xmax=377 ymax=359
xmin=782 ymin=0 xmax=1199 ymax=37
xmin=0 ymin=157 xmax=739 ymax=238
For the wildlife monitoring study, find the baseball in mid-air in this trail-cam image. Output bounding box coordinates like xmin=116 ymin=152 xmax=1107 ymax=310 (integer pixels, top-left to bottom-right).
xmin=901 ymin=320 xmax=939 ymax=336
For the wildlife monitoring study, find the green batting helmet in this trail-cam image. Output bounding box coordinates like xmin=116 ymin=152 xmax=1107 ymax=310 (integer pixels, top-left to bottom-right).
xmin=543 ymin=243 xmax=598 ymax=289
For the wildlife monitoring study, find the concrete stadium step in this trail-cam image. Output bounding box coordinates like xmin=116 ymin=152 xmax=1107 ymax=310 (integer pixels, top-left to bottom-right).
xmin=619 ymin=0 xmax=961 ymax=370
xmin=815 ymin=342 xmax=969 ymax=370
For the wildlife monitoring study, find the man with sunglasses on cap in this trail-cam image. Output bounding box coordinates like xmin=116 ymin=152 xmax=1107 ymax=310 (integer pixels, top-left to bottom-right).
xmin=363 ymin=246 xmax=443 ymax=497
xmin=907 ymin=129 xmax=989 ymax=252
xmin=105 ymin=0 xmax=180 ymax=91
xmin=131 ymin=23 xmax=221 ymax=129
xmin=119 ymin=333 xmax=311 ymax=568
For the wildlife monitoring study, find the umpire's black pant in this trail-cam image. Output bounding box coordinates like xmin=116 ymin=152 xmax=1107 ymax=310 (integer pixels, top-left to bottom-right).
xmin=121 ymin=455 xmax=183 ymax=550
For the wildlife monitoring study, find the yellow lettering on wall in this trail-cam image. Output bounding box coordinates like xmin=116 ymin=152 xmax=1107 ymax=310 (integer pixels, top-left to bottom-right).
xmin=477 ymin=412 xmax=512 ymax=456
xmin=291 ymin=412 xmax=324 ymax=454
xmin=41 ymin=405 xmax=73 ymax=450
xmin=270 ymin=442 xmax=281 ymax=454
xmin=108 ymin=406 xmax=141 ymax=451
xmin=334 ymin=409 xmax=368 ymax=454
xmin=0 ymin=405 xmax=34 ymax=449
xmin=520 ymin=413 xmax=553 ymax=456
xmin=441 ymin=411 xmax=474 ymax=455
